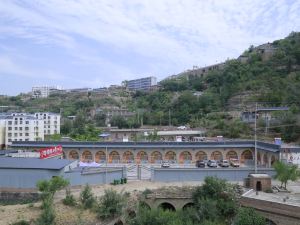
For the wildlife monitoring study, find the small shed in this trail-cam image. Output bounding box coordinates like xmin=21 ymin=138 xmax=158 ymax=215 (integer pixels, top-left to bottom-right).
xmin=245 ymin=173 xmax=271 ymax=191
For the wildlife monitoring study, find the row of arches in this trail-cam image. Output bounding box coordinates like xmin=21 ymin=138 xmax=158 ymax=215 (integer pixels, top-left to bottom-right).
xmin=67 ymin=149 xmax=274 ymax=164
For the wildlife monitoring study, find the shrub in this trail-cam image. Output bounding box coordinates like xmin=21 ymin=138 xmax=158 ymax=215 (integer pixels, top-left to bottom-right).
xmin=80 ymin=184 xmax=95 ymax=209
xmin=95 ymin=189 xmax=126 ymax=220
xmin=264 ymin=188 xmax=274 ymax=193
xmin=234 ymin=207 xmax=266 ymax=225
xmin=62 ymin=188 xmax=76 ymax=206
xmin=12 ymin=220 xmax=30 ymax=225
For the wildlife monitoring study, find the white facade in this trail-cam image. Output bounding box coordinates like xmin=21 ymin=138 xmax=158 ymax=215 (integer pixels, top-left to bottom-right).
xmin=32 ymin=86 xmax=63 ymax=98
xmin=0 ymin=118 xmax=6 ymax=147
xmin=35 ymin=112 xmax=60 ymax=135
xmin=5 ymin=113 xmax=44 ymax=146
xmin=127 ymin=76 xmax=157 ymax=91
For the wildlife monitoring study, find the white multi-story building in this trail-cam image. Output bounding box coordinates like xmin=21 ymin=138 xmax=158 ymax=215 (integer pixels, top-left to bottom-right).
xmin=35 ymin=112 xmax=60 ymax=135
xmin=4 ymin=113 xmax=44 ymax=146
xmin=32 ymin=86 xmax=63 ymax=98
xmin=126 ymin=76 xmax=157 ymax=91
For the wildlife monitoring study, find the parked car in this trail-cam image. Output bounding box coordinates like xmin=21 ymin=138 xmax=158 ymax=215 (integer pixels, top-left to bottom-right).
xmin=161 ymin=160 xmax=170 ymax=168
xmin=229 ymin=158 xmax=240 ymax=167
xmin=218 ymin=159 xmax=230 ymax=167
xmin=195 ymin=160 xmax=206 ymax=168
xmin=207 ymin=160 xmax=218 ymax=168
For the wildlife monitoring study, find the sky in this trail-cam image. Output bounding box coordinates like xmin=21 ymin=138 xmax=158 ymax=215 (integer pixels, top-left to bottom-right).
xmin=0 ymin=0 xmax=300 ymax=96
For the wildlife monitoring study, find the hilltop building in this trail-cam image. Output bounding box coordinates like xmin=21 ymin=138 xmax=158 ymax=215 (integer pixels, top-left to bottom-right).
xmin=126 ymin=76 xmax=157 ymax=91
xmin=32 ymin=85 xmax=63 ymax=98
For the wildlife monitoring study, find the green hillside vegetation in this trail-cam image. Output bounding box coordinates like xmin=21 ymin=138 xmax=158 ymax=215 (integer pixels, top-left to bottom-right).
xmin=130 ymin=32 xmax=300 ymax=141
xmin=1 ymin=32 xmax=300 ymax=142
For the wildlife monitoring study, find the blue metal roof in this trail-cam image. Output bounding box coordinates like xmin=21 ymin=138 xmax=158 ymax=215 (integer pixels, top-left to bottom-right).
xmin=10 ymin=141 xmax=280 ymax=153
xmin=0 ymin=158 xmax=75 ymax=170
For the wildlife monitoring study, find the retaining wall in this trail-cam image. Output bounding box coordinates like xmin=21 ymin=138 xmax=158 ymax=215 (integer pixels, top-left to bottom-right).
xmin=151 ymin=168 xmax=276 ymax=182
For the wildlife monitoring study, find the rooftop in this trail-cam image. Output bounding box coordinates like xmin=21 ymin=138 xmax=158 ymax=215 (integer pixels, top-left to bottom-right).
xmin=0 ymin=157 xmax=75 ymax=170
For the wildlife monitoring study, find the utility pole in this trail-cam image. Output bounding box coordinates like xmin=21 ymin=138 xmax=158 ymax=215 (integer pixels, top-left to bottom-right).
xmin=254 ymin=102 xmax=257 ymax=174
xmin=168 ymin=109 xmax=171 ymax=126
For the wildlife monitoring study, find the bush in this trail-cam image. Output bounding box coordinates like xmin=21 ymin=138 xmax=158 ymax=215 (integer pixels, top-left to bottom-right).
xmin=62 ymin=188 xmax=76 ymax=206
xmin=36 ymin=196 xmax=56 ymax=225
xmin=12 ymin=220 xmax=30 ymax=225
xmin=95 ymin=189 xmax=126 ymax=220
xmin=264 ymin=188 xmax=274 ymax=193
xmin=234 ymin=207 xmax=266 ymax=225
xmin=80 ymin=184 xmax=95 ymax=209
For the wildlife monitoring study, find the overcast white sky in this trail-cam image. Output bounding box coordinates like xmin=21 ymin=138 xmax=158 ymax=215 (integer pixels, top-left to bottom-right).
xmin=0 ymin=0 xmax=299 ymax=95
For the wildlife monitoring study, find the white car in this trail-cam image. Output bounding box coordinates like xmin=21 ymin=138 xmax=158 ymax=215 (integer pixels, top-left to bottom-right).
xmin=177 ymin=126 xmax=187 ymax=130
xmin=161 ymin=161 xmax=170 ymax=168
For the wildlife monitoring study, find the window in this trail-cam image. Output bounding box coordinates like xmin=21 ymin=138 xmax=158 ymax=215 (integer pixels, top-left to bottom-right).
xmin=20 ymin=121 xmax=23 ymax=125
xmin=8 ymin=127 xmax=12 ymax=131
xmin=48 ymin=125 xmax=50 ymax=128
xmin=14 ymin=121 xmax=18 ymax=125
xmin=25 ymin=127 xmax=29 ymax=131
xmin=14 ymin=139 xmax=17 ymax=141
xmin=19 ymin=133 xmax=22 ymax=136
xmin=14 ymin=127 xmax=18 ymax=130
xmin=8 ymin=121 xmax=12 ymax=125
xmin=19 ymin=127 xmax=22 ymax=130
xmin=19 ymin=139 xmax=22 ymax=141
xmin=25 ymin=121 xmax=29 ymax=124
xmin=25 ymin=133 xmax=29 ymax=136
xmin=8 ymin=139 xmax=11 ymax=142
xmin=25 ymin=138 xmax=29 ymax=141
xmin=14 ymin=133 xmax=17 ymax=137
xmin=8 ymin=133 xmax=12 ymax=137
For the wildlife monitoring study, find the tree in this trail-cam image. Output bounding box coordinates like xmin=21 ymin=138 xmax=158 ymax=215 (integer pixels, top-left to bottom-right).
xmin=36 ymin=177 xmax=69 ymax=225
xmin=192 ymin=177 xmax=238 ymax=222
xmin=80 ymin=184 xmax=96 ymax=209
xmin=95 ymin=189 xmax=126 ymax=220
xmin=234 ymin=207 xmax=266 ymax=225
xmin=273 ymin=161 xmax=300 ymax=189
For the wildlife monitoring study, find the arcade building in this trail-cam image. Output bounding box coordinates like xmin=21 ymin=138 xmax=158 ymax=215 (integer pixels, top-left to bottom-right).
xmin=11 ymin=141 xmax=281 ymax=168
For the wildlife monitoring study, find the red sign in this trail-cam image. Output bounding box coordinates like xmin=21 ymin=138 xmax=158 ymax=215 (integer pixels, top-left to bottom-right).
xmin=39 ymin=145 xmax=63 ymax=159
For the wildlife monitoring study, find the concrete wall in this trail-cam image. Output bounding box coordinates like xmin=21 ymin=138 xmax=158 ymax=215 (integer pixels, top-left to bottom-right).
xmin=151 ymin=168 xmax=276 ymax=182
xmin=63 ymin=168 xmax=124 ymax=186
xmin=0 ymin=169 xmax=61 ymax=189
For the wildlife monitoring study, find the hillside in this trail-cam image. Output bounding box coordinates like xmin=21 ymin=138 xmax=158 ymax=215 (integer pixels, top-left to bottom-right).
xmin=1 ymin=32 xmax=300 ymax=143
xmin=130 ymin=32 xmax=300 ymax=142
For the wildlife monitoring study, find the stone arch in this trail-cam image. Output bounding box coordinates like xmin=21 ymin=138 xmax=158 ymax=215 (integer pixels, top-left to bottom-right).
xmin=241 ymin=150 xmax=253 ymax=164
xmin=165 ymin=151 xmax=177 ymax=163
xmin=226 ymin=150 xmax=238 ymax=160
xmin=109 ymin=151 xmax=120 ymax=163
xmin=114 ymin=220 xmax=123 ymax=225
xmin=69 ymin=150 xmax=79 ymax=160
xmin=123 ymin=151 xmax=134 ymax=163
xmin=127 ymin=209 xmax=136 ymax=219
xmin=211 ymin=151 xmax=223 ymax=160
xmin=195 ymin=151 xmax=207 ymax=160
xmin=266 ymin=218 xmax=277 ymax=225
xmin=179 ymin=151 xmax=192 ymax=164
xmin=137 ymin=151 xmax=148 ymax=164
xmin=150 ymin=151 xmax=162 ymax=163
xmin=95 ymin=151 xmax=106 ymax=163
xmin=158 ymin=202 xmax=176 ymax=211
xmin=182 ymin=202 xmax=195 ymax=210
xmin=81 ymin=150 xmax=93 ymax=162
